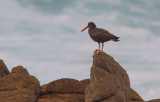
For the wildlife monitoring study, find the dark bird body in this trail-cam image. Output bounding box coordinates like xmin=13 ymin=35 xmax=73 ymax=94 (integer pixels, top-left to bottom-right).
xmin=81 ymin=22 xmax=120 ymax=54
xmin=88 ymin=27 xmax=119 ymax=43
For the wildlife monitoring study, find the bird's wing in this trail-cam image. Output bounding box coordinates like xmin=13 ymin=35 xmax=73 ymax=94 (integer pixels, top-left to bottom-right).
xmin=94 ymin=28 xmax=114 ymax=37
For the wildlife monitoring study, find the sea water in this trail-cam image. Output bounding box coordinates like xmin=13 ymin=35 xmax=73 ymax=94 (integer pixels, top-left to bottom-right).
xmin=0 ymin=0 xmax=160 ymax=100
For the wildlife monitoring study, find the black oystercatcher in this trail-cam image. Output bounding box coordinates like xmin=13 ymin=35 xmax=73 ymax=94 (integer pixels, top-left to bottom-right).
xmin=81 ymin=22 xmax=120 ymax=54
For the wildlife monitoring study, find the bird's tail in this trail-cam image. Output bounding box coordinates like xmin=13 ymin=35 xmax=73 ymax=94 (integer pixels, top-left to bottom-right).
xmin=112 ymin=37 xmax=120 ymax=42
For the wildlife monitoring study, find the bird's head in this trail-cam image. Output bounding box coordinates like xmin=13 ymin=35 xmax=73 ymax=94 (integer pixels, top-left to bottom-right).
xmin=81 ymin=22 xmax=96 ymax=32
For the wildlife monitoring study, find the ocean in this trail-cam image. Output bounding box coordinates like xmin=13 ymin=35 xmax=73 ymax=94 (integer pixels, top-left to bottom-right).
xmin=0 ymin=0 xmax=160 ymax=100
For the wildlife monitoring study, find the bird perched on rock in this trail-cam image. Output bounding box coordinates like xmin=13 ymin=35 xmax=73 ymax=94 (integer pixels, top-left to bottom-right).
xmin=81 ymin=22 xmax=120 ymax=54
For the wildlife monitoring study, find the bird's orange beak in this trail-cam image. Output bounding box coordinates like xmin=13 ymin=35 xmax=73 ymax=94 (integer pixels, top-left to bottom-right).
xmin=81 ymin=26 xmax=88 ymax=32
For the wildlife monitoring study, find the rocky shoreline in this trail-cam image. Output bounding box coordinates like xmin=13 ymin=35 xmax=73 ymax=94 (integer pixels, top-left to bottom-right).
xmin=0 ymin=51 xmax=159 ymax=102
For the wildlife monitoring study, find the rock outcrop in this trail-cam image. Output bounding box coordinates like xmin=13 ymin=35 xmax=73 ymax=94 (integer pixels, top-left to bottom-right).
xmin=85 ymin=51 xmax=144 ymax=102
xmin=38 ymin=78 xmax=86 ymax=102
xmin=0 ymin=50 xmax=158 ymax=102
xmin=0 ymin=63 xmax=41 ymax=102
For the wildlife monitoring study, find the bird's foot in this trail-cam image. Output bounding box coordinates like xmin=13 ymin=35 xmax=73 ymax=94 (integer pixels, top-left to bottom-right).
xmin=95 ymin=50 xmax=102 ymax=54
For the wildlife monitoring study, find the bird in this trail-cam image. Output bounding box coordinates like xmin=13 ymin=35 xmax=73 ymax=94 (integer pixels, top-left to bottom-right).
xmin=81 ymin=22 xmax=120 ymax=54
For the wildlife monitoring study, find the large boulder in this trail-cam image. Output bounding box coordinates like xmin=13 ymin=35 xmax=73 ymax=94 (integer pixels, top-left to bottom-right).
xmin=39 ymin=78 xmax=86 ymax=102
xmin=45 ymin=78 xmax=84 ymax=94
xmin=0 ymin=66 xmax=41 ymax=102
xmin=0 ymin=59 xmax=9 ymax=78
xmin=85 ymin=51 xmax=131 ymax=102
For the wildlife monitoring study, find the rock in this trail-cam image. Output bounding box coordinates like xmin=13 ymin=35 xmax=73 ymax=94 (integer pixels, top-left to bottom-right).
xmin=130 ymin=88 xmax=144 ymax=102
xmin=80 ymin=79 xmax=90 ymax=90
xmin=45 ymin=78 xmax=84 ymax=94
xmin=0 ymin=89 xmax=37 ymax=102
xmin=0 ymin=65 xmax=41 ymax=102
xmin=38 ymin=94 xmax=84 ymax=102
xmin=39 ymin=78 xmax=86 ymax=102
xmin=0 ymin=66 xmax=41 ymax=96
xmin=0 ymin=59 xmax=9 ymax=78
xmin=0 ymin=52 xmax=153 ymax=102
xmin=85 ymin=51 xmax=131 ymax=102
xmin=147 ymin=99 xmax=160 ymax=102
xmin=11 ymin=66 xmax=29 ymax=75
xmin=38 ymin=97 xmax=65 ymax=102
xmin=42 ymin=84 xmax=48 ymax=94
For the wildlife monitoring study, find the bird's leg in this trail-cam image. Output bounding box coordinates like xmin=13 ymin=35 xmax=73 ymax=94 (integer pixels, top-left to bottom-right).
xmin=95 ymin=43 xmax=103 ymax=54
xmin=98 ymin=43 xmax=100 ymax=51
xmin=102 ymin=43 xmax=104 ymax=51
xmin=95 ymin=43 xmax=100 ymax=54
xmin=98 ymin=43 xmax=103 ymax=53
